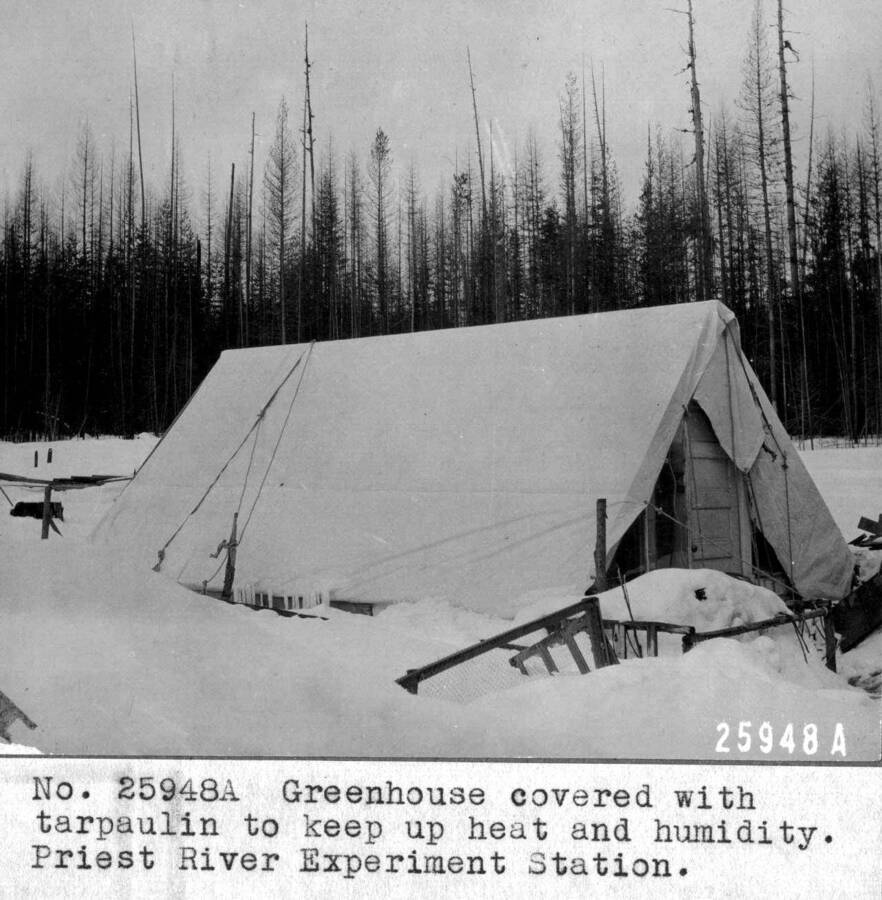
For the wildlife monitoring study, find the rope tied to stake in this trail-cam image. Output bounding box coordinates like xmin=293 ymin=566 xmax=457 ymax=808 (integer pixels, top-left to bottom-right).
xmin=152 ymin=342 xmax=315 ymax=573
xmin=198 ymin=340 xmax=316 ymax=590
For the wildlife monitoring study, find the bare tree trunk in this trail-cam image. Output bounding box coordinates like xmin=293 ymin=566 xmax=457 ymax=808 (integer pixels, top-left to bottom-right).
xmin=224 ymin=163 xmax=235 ymax=346
xmin=467 ymin=47 xmax=487 ymax=221
xmin=686 ymin=0 xmax=713 ymax=302
xmin=866 ymin=88 xmax=882 ymax=435
xmin=304 ymin=23 xmax=317 ymax=239
xmin=752 ymin=19 xmax=778 ymax=409
xmin=300 ymin=96 xmax=308 ymax=343
xmin=131 ymin=27 xmax=147 ymax=232
xmin=777 ymin=0 xmax=805 ymax=422
xmin=245 ymin=112 xmax=255 ymax=346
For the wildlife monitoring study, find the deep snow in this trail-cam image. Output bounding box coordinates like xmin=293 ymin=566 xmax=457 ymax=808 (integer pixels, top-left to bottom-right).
xmin=0 ymin=435 xmax=879 ymax=758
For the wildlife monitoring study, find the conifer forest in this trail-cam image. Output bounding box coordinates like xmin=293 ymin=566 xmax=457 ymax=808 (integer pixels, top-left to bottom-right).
xmin=2 ymin=1 xmax=881 ymax=442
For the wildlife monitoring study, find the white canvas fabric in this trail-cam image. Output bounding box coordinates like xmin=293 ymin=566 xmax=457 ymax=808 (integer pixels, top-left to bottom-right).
xmin=692 ymin=318 xmax=854 ymax=599
xmin=93 ymin=301 xmax=853 ymax=612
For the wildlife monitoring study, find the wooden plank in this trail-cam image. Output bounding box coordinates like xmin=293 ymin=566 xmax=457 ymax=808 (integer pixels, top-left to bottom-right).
xmin=396 ymin=597 xmax=598 ymax=692
xmin=329 ymin=600 xmax=375 ymax=616
xmin=538 ymin=645 xmax=558 ymax=674
xmin=689 ymin=612 xmax=793 ymax=642
xmin=602 ymin=618 xmax=695 ymax=636
xmin=688 ymin=609 xmax=827 ymax=646
xmin=857 ymin=515 xmax=882 ymax=536
xmin=0 ymin=471 xmax=129 ymax=487
xmin=564 ymin=634 xmax=590 ymax=674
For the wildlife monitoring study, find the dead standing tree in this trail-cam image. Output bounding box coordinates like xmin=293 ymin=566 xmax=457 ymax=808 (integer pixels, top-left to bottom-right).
xmin=369 ymin=128 xmax=393 ymax=333
xmin=777 ymin=0 xmax=812 ymax=436
xmin=264 ymin=97 xmax=297 ymax=344
xmin=739 ymin=0 xmax=781 ymax=410
xmin=670 ymin=2 xmax=714 ymax=303
xmin=299 ymin=22 xmax=317 ymax=343
xmin=245 ymin=112 xmax=256 ymax=347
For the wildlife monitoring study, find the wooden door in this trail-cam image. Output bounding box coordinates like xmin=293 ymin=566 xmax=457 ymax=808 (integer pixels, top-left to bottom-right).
xmin=684 ymin=405 xmax=750 ymax=576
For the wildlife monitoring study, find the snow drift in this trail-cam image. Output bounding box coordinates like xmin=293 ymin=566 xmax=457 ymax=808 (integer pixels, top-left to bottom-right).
xmin=0 ymin=535 xmax=876 ymax=759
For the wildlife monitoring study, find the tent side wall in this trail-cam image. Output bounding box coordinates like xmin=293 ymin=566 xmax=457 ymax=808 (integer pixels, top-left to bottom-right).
xmin=92 ymin=301 xmax=853 ymax=612
xmin=693 ymin=321 xmax=854 ymax=600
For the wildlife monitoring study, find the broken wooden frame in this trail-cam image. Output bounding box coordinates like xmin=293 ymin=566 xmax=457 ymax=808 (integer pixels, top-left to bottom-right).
xmin=682 ymin=606 xmax=837 ymax=671
xmin=509 ymin=599 xmax=616 ymax=675
xmin=396 ymin=597 xmax=613 ymax=695
xmin=397 ymin=598 xmax=839 ymax=696
xmin=603 ymin=619 xmax=696 ymax=660
xmin=603 ymin=608 xmax=835 ymax=670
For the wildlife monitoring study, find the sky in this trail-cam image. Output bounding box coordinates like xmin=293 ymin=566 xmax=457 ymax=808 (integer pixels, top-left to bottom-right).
xmin=1 ymin=0 xmax=880 ymax=217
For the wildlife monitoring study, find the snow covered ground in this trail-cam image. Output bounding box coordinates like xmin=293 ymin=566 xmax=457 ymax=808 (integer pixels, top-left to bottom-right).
xmin=0 ymin=435 xmax=880 ymax=759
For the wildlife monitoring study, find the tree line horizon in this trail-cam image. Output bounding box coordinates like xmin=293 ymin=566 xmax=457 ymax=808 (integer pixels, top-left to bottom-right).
xmin=2 ymin=1 xmax=881 ymax=443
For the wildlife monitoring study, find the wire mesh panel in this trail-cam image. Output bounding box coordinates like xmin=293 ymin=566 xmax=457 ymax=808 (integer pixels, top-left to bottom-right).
xmin=415 ymin=648 xmax=534 ymax=704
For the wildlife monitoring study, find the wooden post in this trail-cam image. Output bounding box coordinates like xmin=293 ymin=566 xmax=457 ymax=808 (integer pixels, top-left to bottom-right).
xmin=824 ymin=609 xmax=837 ymax=673
xmin=41 ymin=483 xmax=52 ymax=539
xmin=220 ymin=512 xmax=239 ymax=602
xmin=594 ymin=498 xmax=608 ymax=592
xmin=582 ymin=596 xmax=615 ymax=669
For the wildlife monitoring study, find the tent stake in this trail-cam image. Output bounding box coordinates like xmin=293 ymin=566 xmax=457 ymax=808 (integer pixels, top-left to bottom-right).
xmin=220 ymin=512 xmax=239 ymax=602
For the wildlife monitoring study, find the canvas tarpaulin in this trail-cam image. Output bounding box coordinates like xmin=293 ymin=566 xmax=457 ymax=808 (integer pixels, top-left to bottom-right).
xmin=93 ymin=301 xmax=853 ymax=613
xmin=692 ymin=319 xmax=854 ymax=599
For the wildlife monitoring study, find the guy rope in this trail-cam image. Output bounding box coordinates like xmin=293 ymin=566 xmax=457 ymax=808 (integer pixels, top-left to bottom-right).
xmin=152 ymin=342 xmax=315 ymax=584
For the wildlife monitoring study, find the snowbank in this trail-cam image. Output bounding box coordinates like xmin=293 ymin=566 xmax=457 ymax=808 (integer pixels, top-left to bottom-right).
xmin=462 ymin=636 xmax=874 ymax=759
xmin=512 ymin=568 xmax=790 ymax=633
xmin=841 ymin=629 xmax=882 ymax=698
xmin=0 ymin=742 xmax=42 ymax=755
xmin=0 ymin=436 xmax=879 ymax=759
xmin=0 ymin=538 xmax=876 ymax=759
